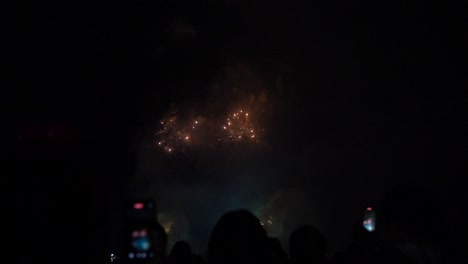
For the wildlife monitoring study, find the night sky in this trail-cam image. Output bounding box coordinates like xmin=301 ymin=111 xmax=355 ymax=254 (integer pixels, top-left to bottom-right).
xmin=13 ymin=0 xmax=465 ymax=262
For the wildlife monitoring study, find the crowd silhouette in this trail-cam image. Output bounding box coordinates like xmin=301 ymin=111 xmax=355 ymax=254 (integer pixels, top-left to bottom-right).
xmin=122 ymin=183 xmax=465 ymax=264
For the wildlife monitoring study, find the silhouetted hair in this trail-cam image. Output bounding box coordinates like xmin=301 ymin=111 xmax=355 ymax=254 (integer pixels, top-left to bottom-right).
xmin=207 ymin=209 xmax=269 ymax=264
xmin=289 ymin=225 xmax=326 ymax=264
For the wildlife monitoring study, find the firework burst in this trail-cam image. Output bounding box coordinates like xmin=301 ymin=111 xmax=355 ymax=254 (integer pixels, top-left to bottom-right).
xmin=217 ymin=109 xmax=262 ymax=143
xmin=155 ymin=105 xmax=264 ymax=154
xmin=155 ymin=115 xmax=204 ymax=153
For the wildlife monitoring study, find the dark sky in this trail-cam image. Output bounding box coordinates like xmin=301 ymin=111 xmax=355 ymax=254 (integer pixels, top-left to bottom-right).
xmin=13 ymin=0 xmax=465 ymax=262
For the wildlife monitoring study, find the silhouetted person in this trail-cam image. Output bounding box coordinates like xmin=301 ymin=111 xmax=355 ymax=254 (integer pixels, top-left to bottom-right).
xmin=267 ymin=237 xmax=288 ymax=264
xmin=207 ymin=209 xmax=271 ymax=264
xmin=289 ymin=225 xmax=327 ymax=264
xmin=329 ymin=221 xmax=406 ymax=264
xmin=152 ymin=221 xmax=169 ymax=264
xmin=191 ymin=254 xmax=205 ymax=264
xmin=169 ymin=241 xmax=192 ymax=264
xmin=377 ymin=184 xmax=445 ymax=264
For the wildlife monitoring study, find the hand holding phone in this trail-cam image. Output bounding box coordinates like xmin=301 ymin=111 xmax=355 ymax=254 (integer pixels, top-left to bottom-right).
xmin=125 ymin=200 xmax=158 ymax=262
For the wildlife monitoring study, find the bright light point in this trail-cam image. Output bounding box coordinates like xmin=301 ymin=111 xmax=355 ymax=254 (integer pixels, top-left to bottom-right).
xmin=251 ymin=130 xmax=254 ymax=132
xmin=251 ymin=135 xmax=255 ymax=138
xmin=168 ymin=149 xmax=172 ymax=152
xmin=238 ymin=136 xmax=241 ymax=138
xmin=246 ymin=113 xmax=249 ymax=116
xmin=228 ymin=122 xmax=231 ymax=125
xmin=367 ymin=207 xmax=372 ymax=211
xmin=158 ymin=142 xmax=161 ymax=145
xmin=195 ymin=121 xmax=198 ymax=124
xmin=185 ymin=136 xmax=189 ymax=140
xmin=364 ymin=222 xmax=375 ymax=232
xmin=223 ymin=126 xmax=226 ymax=129
xmin=192 ymin=127 xmax=195 ymax=129
xmin=240 ymin=110 xmax=243 ymax=112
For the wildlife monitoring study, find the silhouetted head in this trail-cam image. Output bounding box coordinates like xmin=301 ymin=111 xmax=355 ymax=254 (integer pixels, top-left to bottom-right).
xmin=207 ymin=209 xmax=269 ymax=264
xmin=377 ymin=184 xmax=441 ymax=246
xmin=192 ymin=254 xmax=205 ymax=264
xmin=170 ymin=241 xmax=192 ymax=257
xmin=267 ymin=237 xmax=288 ymax=264
xmin=153 ymin=221 xmax=168 ymax=262
xmin=289 ymin=225 xmax=326 ymax=264
xmin=169 ymin=240 xmax=192 ymax=264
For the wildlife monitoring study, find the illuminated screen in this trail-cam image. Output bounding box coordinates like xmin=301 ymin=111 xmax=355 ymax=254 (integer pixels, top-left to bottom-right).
xmin=125 ymin=199 xmax=157 ymax=260
xmin=131 ymin=228 xmax=151 ymax=251
xmin=363 ymin=208 xmax=376 ymax=232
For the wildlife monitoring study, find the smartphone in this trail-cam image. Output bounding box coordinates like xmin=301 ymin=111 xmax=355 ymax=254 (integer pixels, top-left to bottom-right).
xmin=124 ymin=199 xmax=157 ymax=262
xmin=362 ymin=207 xmax=376 ymax=232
